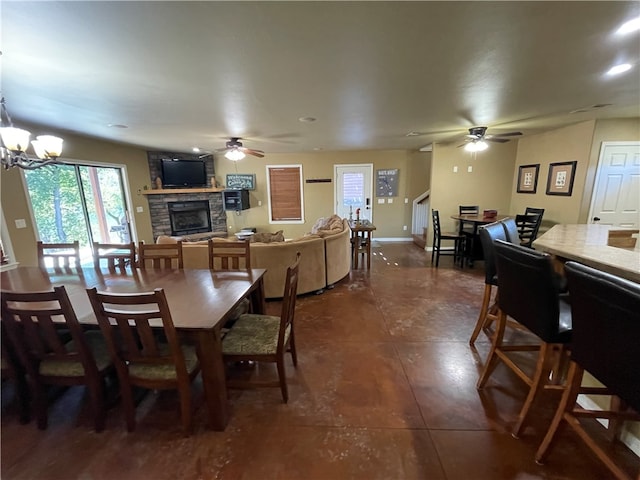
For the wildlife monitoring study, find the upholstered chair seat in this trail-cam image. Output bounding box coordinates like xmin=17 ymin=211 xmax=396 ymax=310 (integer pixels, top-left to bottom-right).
xmin=128 ymin=345 xmax=199 ymax=381
xmin=223 ymin=314 xmax=290 ymax=355
xmin=39 ymin=331 xmax=112 ymax=377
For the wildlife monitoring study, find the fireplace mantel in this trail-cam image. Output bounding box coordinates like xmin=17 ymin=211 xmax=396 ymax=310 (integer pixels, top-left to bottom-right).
xmin=142 ymin=187 xmax=224 ymax=195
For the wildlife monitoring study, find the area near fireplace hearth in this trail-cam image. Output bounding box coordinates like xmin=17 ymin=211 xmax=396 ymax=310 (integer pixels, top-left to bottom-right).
xmin=144 ymin=151 xmax=227 ymax=240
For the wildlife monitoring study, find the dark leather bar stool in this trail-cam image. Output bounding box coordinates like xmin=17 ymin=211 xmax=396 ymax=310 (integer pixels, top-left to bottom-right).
xmin=536 ymin=262 xmax=640 ymax=480
xmin=477 ymin=239 xmax=572 ymax=438
xmin=469 ymin=222 xmax=506 ymax=345
xmin=500 ymin=217 xmax=520 ymax=244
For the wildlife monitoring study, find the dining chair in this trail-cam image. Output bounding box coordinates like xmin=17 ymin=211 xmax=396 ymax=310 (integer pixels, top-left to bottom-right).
xmin=469 ymin=222 xmax=506 ymax=345
xmin=37 ymin=240 xmax=81 ymax=270
xmin=207 ymin=239 xmax=251 ymax=270
xmin=477 ymin=240 xmax=572 ymax=439
xmin=458 ymin=205 xmax=479 ymax=234
xmin=516 ymin=212 xmax=543 ymax=248
xmin=86 ymin=287 xmax=201 ymax=434
xmin=93 ymin=242 xmax=136 ymax=273
xmin=208 ymin=238 xmax=252 ymax=325
xmin=1 ymin=322 xmax=31 ymax=424
xmin=0 ymin=286 xmax=114 ymax=432
xmin=138 ymin=241 xmax=183 ymax=269
xmin=431 ymin=210 xmax=465 ymax=268
xmin=535 ymin=262 xmax=640 ymax=479
xmin=222 ymin=252 xmax=301 ymax=402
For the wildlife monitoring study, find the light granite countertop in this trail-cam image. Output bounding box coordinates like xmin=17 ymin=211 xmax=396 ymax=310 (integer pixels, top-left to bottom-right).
xmin=533 ymin=224 xmax=640 ymax=283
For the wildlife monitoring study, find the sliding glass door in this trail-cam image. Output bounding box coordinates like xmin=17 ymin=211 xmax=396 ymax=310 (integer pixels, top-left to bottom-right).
xmin=24 ymin=163 xmax=132 ymax=264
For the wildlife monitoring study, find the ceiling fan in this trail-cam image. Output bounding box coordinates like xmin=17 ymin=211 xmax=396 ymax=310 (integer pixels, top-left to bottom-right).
xmin=215 ymin=137 xmax=265 ymax=160
xmin=459 ymin=126 xmax=522 ymax=152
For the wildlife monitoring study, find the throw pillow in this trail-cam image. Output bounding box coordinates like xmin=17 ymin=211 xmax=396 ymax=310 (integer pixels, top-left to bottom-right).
xmin=251 ymin=230 xmax=285 ymax=243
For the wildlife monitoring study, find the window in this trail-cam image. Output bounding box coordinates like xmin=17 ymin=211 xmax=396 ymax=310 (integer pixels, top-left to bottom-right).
xmin=23 ymin=162 xmax=134 ymax=264
xmin=266 ymin=165 xmax=304 ymax=224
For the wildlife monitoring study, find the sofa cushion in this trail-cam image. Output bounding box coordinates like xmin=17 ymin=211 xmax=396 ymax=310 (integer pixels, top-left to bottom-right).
xmin=250 ymin=230 xmax=285 ymax=243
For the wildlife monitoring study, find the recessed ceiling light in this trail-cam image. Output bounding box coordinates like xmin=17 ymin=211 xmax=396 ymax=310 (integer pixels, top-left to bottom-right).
xmin=108 ymin=123 xmax=128 ymax=129
xmin=192 ymin=147 xmax=201 ymax=153
xmin=616 ymin=17 xmax=640 ymax=35
xmin=606 ymin=63 xmax=633 ymax=76
xmin=299 ymin=116 xmax=316 ymax=123
xmin=313 ymin=147 xmax=323 ymax=151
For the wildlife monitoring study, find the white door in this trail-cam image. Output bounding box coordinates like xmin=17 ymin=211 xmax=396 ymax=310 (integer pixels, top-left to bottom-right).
xmin=589 ymin=142 xmax=640 ymax=227
xmin=334 ymin=164 xmax=373 ymax=222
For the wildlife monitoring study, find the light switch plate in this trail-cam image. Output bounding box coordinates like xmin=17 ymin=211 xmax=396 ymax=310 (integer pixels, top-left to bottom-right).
xmin=377 ymin=198 xmax=385 ymax=204
xmin=136 ymin=206 xmax=143 ymax=213
xmin=15 ymin=219 xmax=27 ymax=229
xmin=387 ymin=198 xmax=393 ymax=204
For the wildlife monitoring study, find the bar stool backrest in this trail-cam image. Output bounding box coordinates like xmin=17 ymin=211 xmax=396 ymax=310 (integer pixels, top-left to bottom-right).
xmin=564 ymin=261 xmax=640 ymax=411
xmin=493 ymin=239 xmax=569 ymax=343
xmin=500 ymin=218 xmax=519 ymax=244
xmin=478 ymin=222 xmax=507 ymax=286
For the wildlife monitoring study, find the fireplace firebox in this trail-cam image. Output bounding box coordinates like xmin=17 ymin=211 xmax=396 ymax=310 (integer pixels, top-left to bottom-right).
xmin=167 ymin=201 xmax=212 ymax=236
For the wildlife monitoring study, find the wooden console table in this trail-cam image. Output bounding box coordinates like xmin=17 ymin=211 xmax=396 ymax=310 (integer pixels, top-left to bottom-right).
xmin=349 ymin=221 xmax=376 ymax=269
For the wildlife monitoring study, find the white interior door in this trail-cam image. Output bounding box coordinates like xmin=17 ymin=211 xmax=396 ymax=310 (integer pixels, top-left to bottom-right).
xmin=589 ymin=142 xmax=640 ymax=227
xmin=334 ymin=164 xmax=373 ymax=222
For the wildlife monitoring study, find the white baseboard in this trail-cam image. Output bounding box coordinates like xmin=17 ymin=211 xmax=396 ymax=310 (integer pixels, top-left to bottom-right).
xmin=374 ymin=237 xmax=413 ymax=242
xmin=577 ymin=394 xmax=640 ymax=457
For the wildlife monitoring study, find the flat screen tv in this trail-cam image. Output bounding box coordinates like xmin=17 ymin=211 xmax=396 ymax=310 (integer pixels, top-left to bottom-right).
xmin=161 ymin=159 xmax=208 ymax=188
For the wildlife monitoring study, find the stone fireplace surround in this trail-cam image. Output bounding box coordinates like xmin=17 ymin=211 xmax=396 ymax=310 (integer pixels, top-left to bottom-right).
xmin=146 ymin=151 xmax=227 ymax=240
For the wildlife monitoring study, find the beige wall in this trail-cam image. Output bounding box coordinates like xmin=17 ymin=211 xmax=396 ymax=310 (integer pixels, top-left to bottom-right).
xmin=215 ymin=149 xmax=430 ymax=239
xmin=429 ymin=140 xmax=518 ymax=244
xmin=1 ymin=127 xmax=431 ymax=265
xmin=509 ymin=120 xmax=596 ymax=229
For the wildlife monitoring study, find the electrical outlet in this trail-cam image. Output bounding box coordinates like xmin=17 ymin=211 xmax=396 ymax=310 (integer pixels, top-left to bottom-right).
xmin=468 ymin=165 xmax=473 ymax=173
xmin=404 ymin=198 xmax=408 ymax=204
xmin=258 ymin=200 xmax=262 ymax=206
xmin=453 ymin=166 xmax=458 ymax=173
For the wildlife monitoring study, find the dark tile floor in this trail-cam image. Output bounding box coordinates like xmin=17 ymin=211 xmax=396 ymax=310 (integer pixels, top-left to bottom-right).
xmin=2 ymin=242 xmax=638 ymax=479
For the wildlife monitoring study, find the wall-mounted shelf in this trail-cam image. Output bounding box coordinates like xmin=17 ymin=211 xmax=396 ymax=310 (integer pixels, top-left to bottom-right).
xmin=141 ymin=187 xmax=225 ymax=195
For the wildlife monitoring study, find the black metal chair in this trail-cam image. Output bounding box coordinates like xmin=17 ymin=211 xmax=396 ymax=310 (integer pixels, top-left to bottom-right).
xmin=431 ymin=210 xmax=465 ymax=268
xmin=469 ymin=222 xmax=507 ymax=345
xmin=477 ymin=239 xmax=572 ymax=438
xmin=535 ymin=262 xmax=640 ymax=479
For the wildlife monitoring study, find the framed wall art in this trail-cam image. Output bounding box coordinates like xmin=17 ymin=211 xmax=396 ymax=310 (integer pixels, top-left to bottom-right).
xmin=516 ymin=164 xmax=540 ymax=194
xmin=376 ymin=168 xmax=399 ymax=197
xmin=226 ymin=173 xmax=256 ymax=190
xmin=546 ymin=161 xmax=577 ymax=196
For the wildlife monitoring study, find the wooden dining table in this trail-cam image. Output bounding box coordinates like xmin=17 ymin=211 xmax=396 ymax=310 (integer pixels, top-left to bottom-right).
xmin=0 ymin=266 xmax=267 ymax=431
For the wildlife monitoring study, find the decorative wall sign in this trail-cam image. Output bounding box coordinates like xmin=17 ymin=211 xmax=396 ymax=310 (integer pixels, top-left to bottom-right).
xmin=226 ymin=173 xmax=256 ymax=190
xmin=546 ymin=161 xmax=577 ymax=196
xmin=517 ymin=164 xmax=540 ymax=194
xmin=376 ymin=168 xmax=399 ymax=197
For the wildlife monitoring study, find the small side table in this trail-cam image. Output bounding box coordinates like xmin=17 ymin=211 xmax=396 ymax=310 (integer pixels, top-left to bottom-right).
xmin=349 ymin=221 xmax=376 ymax=269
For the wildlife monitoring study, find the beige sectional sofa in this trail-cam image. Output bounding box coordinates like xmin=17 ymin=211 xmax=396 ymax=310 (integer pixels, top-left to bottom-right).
xmin=158 ymin=218 xmax=351 ymax=298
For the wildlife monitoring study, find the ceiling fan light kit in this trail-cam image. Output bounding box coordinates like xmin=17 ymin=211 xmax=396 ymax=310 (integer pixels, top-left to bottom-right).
xmin=225 ymin=149 xmax=246 ymax=161
xmin=459 ymin=126 xmax=522 ymax=152
xmin=464 ymin=140 xmax=489 ymax=152
xmin=217 ymin=137 xmax=265 ymax=161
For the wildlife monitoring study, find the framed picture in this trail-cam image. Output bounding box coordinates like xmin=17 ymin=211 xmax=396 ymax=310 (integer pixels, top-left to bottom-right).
xmin=546 ymin=161 xmax=577 ymax=196
xmin=516 ymin=164 xmax=540 ymax=193
xmin=376 ymin=168 xmax=399 ymax=197
xmin=226 ymin=173 xmax=256 ymax=190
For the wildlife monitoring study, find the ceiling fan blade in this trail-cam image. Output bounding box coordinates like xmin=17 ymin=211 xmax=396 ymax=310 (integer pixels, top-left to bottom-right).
xmin=239 ymin=147 xmax=265 ymax=158
xmin=487 ymin=138 xmax=510 ymax=143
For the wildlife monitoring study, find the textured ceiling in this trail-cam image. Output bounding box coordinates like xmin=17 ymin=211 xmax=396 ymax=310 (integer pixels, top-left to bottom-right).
xmin=2 ymin=1 xmax=639 ymax=156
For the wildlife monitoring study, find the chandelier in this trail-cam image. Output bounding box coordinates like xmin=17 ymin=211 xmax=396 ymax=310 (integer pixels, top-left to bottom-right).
xmin=0 ymin=97 xmax=64 ymax=170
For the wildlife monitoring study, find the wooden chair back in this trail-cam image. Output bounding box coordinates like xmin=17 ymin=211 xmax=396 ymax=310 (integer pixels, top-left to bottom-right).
xmin=207 ymin=239 xmax=251 ymax=270
xmin=37 ymin=241 xmax=81 ymax=270
xmin=277 ymin=252 xmax=301 ymax=354
xmin=459 ymin=205 xmax=479 ymax=216
xmin=0 ymin=286 xmax=110 ymax=430
xmin=93 ymin=242 xmax=136 ymax=272
xmin=138 ymin=241 xmax=184 ymax=269
xmin=86 ymin=287 xmax=198 ymax=433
